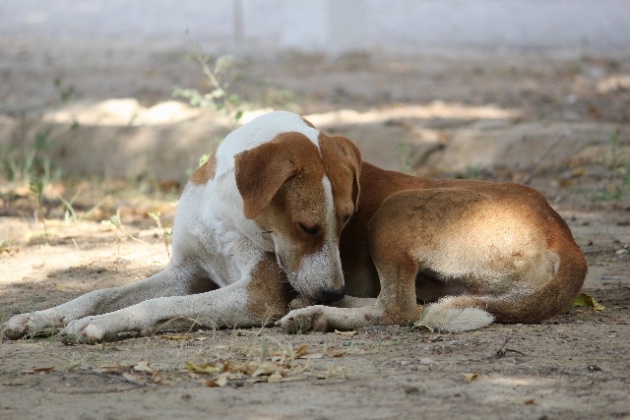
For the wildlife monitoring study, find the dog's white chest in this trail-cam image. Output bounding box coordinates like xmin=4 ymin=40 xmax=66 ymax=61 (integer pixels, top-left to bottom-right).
xmin=173 ymin=182 xmax=265 ymax=288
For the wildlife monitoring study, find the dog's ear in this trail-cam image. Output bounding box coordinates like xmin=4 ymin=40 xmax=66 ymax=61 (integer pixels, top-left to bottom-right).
xmin=319 ymin=134 xmax=362 ymax=211
xmin=234 ymin=142 xmax=297 ymax=219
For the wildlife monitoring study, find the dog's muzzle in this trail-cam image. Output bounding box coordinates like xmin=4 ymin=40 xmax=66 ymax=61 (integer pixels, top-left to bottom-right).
xmin=318 ymin=285 xmax=345 ymax=303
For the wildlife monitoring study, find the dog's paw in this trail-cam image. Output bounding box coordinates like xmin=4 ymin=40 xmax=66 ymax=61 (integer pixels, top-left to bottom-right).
xmin=3 ymin=314 xmax=34 ymax=339
xmin=2 ymin=313 xmax=59 ymax=340
xmin=276 ymin=306 xmax=328 ymax=334
xmin=60 ymin=316 xmax=117 ymax=344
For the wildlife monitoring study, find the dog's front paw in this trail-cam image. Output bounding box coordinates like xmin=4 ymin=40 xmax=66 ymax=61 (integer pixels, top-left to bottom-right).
xmin=2 ymin=312 xmax=60 ymax=340
xmin=3 ymin=314 xmax=35 ymax=339
xmin=60 ymin=316 xmax=117 ymax=344
xmin=276 ymin=306 xmax=329 ymax=334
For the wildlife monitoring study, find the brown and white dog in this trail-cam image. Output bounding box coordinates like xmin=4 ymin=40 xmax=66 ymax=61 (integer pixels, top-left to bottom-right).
xmin=3 ymin=111 xmax=587 ymax=342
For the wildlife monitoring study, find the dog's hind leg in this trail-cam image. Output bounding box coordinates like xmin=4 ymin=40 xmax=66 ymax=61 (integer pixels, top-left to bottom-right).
xmin=416 ymin=245 xmax=587 ymax=332
xmin=3 ymin=262 xmax=215 ymax=339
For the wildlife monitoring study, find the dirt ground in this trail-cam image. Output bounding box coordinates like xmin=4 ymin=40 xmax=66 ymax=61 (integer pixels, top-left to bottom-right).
xmin=1 ymin=39 xmax=630 ymax=420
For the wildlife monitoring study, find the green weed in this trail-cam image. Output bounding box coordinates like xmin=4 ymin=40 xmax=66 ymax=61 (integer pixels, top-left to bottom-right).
xmin=395 ymin=142 xmax=413 ymax=174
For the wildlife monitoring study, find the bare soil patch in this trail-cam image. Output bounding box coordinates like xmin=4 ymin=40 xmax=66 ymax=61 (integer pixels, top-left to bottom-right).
xmin=1 ymin=40 xmax=630 ymax=420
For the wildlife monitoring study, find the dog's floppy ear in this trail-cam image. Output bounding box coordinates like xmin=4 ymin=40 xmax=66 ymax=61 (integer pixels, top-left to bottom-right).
xmin=234 ymin=142 xmax=297 ymax=219
xmin=319 ymin=134 xmax=362 ymax=211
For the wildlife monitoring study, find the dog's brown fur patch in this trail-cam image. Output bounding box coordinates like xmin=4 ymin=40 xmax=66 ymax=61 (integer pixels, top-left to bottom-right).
xmin=189 ymin=153 xmax=217 ymax=185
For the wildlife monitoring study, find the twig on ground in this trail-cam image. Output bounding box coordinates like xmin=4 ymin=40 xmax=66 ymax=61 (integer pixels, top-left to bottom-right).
xmin=495 ymin=336 xmax=526 ymax=358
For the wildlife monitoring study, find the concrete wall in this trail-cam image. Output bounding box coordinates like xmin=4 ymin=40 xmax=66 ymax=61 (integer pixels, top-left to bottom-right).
xmin=1 ymin=0 xmax=629 ymax=53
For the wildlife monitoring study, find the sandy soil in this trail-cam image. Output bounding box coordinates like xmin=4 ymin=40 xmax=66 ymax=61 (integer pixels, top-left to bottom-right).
xmin=1 ymin=39 xmax=630 ymax=420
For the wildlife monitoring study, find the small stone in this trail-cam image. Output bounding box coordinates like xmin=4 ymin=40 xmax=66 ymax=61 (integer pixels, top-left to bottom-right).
xmin=420 ymin=358 xmax=434 ymax=365
xmin=404 ymin=386 xmax=421 ymax=395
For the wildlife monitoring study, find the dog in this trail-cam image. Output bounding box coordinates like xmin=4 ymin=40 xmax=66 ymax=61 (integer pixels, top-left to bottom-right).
xmin=3 ymin=111 xmax=587 ymax=342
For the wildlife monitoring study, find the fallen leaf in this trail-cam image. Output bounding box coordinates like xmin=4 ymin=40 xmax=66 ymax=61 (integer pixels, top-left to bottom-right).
xmin=252 ymin=362 xmax=280 ymax=377
xmin=572 ymin=293 xmax=605 ymax=311
xmin=93 ymin=363 xmax=123 ymax=374
xmin=215 ymin=373 xmax=229 ymax=387
xmin=65 ymin=361 xmax=81 ymax=370
xmin=463 ymin=373 xmax=479 ymax=382
xmin=184 ymin=361 xmax=221 ymax=375
xmin=160 ymin=334 xmax=192 ymax=341
xmin=294 ymin=344 xmax=309 ymax=358
xmin=334 ymin=329 xmax=359 ymax=337
xmin=134 ymin=360 xmax=155 ymax=374
xmin=325 ymin=348 xmax=347 ymax=358
xmin=205 ymin=379 xmax=220 ymax=387
xmin=122 ymin=372 xmax=146 ymax=385
xmin=267 ymin=372 xmax=284 ymax=383
xmin=300 ymin=352 xmax=323 ymax=359
xmin=24 ymin=366 xmax=55 ymax=374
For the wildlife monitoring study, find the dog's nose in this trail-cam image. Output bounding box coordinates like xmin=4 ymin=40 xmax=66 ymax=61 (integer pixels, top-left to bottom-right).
xmin=319 ymin=285 xmax=345 ymax=303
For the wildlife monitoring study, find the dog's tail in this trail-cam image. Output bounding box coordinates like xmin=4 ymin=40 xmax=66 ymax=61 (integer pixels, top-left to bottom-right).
xmin=416 ymin=244 xmax=587 ymax=333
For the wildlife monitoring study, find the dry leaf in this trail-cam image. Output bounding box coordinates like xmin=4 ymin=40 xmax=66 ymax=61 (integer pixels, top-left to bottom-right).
xmin=93 ymin=364 xmax=123 ymax=374
xmin=267 ymin=372 xmax=284 ymax=383
xmin=205 ymin=379 xmax=220 ymax=387
xmin=325 ymin=348 xmax=347 ymax=358
xmin=122 ymin=372 xmax=146 ymax=385
xmin=572 ymin=293 xmax=605 ymax=311
xmin=215 ymin=373 xmax=229 ymax=387
xmin=294 ymin=344 xmax=310 ymax=358
xmin=160 ymin=334 xmax=192 ymax=341
xmin=334 ymin=330 xmax=359 ymax=337
xmin=65 ymin=361 xmax=81 ymax=370
xmin=184 ymin=361 xmax=221 ymax=375
xmin=252 ymin=362 xmax=280 ymax=377
xmin=134 ymin=360 xmax=155 ymax=374
xmin=463 ymin=373 xmax=479 ymax=382
xmin=300 ymin=352 xmax=323 ymax=359
xmin=24 ymin=366 xmax=55 ymax=374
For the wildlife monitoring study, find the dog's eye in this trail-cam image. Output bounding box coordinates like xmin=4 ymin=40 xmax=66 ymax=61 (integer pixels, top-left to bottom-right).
xmin=299 ymin=223 xmax=319 ymax=236
xmin=342 ymin=215 xmax=351 ymax=225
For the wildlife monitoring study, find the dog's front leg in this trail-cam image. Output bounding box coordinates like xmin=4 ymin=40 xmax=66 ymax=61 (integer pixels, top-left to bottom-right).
xmin=60 ymin=253 xmax=293 ymax=343
xmin=278 ymin=212 xmax=424 ymax=333
xmin=2 ymin=263 xmax=215 ymax=340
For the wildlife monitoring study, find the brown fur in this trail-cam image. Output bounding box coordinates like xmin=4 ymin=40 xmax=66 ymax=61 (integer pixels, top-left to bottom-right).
xmin=344 ymin=163 xmax=586 ymax=323
xmin=280 ymin=158 xmax=587 ymax=333
xmin=246 ymin=253 xmax=297 ymax=322
xmin=189 ymin=153 xmax=217 ymax=185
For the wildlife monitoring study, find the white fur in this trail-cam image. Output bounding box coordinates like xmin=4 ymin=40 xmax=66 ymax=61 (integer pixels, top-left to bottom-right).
xmin=175 ymin=111 xmax=320 ymax=287
xmin=415 ymin=297 xmax=495 ymax=333
xmin=215 ymin=110 xmax=320 ymax=177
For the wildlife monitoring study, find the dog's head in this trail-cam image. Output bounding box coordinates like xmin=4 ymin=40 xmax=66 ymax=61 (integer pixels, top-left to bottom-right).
xmin=234 ymin=129 xmax=361 ymax=302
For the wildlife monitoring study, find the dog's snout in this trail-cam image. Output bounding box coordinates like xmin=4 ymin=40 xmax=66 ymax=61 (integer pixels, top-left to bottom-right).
xmin=319 ymin=285 xmax=345 ymax=303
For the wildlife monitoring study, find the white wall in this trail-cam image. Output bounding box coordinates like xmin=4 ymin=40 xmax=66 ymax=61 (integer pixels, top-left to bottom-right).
xmin=1 ymin=0 xmax=629 ymax=53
